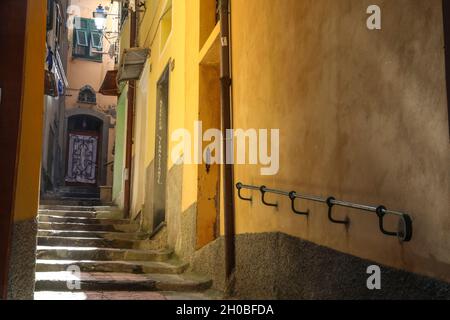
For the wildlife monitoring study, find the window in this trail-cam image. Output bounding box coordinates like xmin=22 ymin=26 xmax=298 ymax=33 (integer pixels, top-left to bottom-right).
xmin=160 ymin=0 xmax=172 ymax=53
xmin=73 ymin=17 xmax=103 ymax=62
xmin=78 ymin=85 xmax=97 ymax=104
xmin=76 ymin=30 xmax=88 ymax=46
xmin=55 ymin=4 xmax=62 ymax=45
xmin=47 ymin=0 xmax=54 ymax=31
xmin=91 ymin=32 xmax=103 ymax=50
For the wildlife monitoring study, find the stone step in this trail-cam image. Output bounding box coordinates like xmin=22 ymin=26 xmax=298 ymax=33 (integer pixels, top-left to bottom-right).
xmin=35 ymin=272 xmax=212 ymax=292
xmin=38 ymin=209 xmax=124 ymax=219
xmin=34 ymin=290 xmax=221 ymax=300
xmin=37 ymin=236 xmax=138 ymax=249
xmin=38 ymin=215 xmax=130 ymax=225
xmin=37 ymin=230 xmax=148 ymax=240
xmin=40 ymin=199 xmax=105 ymax=207
xmin=40 ymin=205 xmax=103 ymax=211
xmin=38 ymin=222 xmax=139 ymax=232
xmin=39 ymin=205 xmax=119 ymax=212
xmin=39 ymin=210 xmax=98 ymax=218
xmin=36 ymin=246 xmax=172 ymax=262
xmin=36 ymin=259 xmax=189 ymax=274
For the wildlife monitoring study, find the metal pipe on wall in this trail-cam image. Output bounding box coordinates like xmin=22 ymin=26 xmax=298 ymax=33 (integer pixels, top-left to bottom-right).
xmin=219 ymin=0 xmax=236 ymax=295
xmin=123 ymin=10 xmax=138 ymax=217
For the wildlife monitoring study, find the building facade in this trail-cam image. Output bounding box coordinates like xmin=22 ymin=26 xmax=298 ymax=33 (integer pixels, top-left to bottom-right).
xmin=1 ymin=0 xmax=450 ymax=300
xmin=41 ymin=0 xmax=69 ymax=194
xmin=39 ymin=0 xmax=120 ymax=201
xmin=114 ymin=0 xmax=450 ymax=299
xmin=60 ymin=0 xmax=119 ymax=198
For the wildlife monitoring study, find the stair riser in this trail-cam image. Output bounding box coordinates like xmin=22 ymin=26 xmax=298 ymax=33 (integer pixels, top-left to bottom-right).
xmin=37 ymin=250 xmax=172 ymax=262
xmin=38 ymin=224 xmax=117 ymax=232
xmin=37 ymin=237 xmax=136 ymax=249
xmin=38 ymin=216 xmax=130 ymax=225
xmin=39 ymin=211 xmax=123 ymax=218
xmin=40 ymin=206 xmax=98 ymax=212
xmin=37 ymin=231 xmax=147 ymax=240
xmin=39 ymin=212 xmax=96 ymax=218
xmin=35 ymin=263 xmax=187 ymax=274
xmin=35 ymin=280 xmax=158 ymax=292
xmin=35 ymin=280 xmax=211 ymax=292
xmin=38 ymin=223 xmax=139 ymax=232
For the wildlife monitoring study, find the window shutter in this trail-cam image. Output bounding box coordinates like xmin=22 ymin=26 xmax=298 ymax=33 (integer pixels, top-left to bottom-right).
xmin=91 ymin=32 xmax=103 ymax=50
xmin=88 ymin=19 xmax=98 ymax=32
xmin=72 ymin=17 xmax=103 ymax=62
xmin=46 ymin=0 xmax=55 ymax=31
xmin=76 ymin=30 xmax=88 ymax=46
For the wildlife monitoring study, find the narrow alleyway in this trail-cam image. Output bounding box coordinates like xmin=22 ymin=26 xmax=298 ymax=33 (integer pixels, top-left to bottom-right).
xmin=34 ymin=203 xmax=220 ymax=300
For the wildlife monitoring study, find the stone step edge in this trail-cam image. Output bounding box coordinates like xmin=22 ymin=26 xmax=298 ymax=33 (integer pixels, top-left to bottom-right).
xmin=35 ymin=273 xmax=212 ymax=292
xmin=35 ymin=259 xmax=189 ymax=274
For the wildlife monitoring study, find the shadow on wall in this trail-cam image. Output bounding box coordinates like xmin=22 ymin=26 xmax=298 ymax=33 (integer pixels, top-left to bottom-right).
xmin=191 ymin=233 xmax=450 ymax=300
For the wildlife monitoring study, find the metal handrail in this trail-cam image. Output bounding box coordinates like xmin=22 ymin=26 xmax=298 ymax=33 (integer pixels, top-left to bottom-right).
xmin=236 ymin=182 xmax=413 ymax=242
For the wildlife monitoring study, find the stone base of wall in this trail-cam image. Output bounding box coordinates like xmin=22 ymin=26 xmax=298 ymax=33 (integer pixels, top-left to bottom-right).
xmin=191 ymin=232 xmax=450 ymax=300
xmin=175 ymin=203 xmax=198 ymax=263
xmin=7 ymin=218 xmax=37 ymax=300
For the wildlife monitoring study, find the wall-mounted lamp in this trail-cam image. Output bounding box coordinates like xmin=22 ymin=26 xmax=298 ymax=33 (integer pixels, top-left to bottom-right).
xmin=93 ymin=4 xmax=108 ymax=30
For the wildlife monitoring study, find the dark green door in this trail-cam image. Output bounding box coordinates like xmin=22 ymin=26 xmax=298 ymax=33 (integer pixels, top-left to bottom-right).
xmin=153 ymin=66 xmax=170 ymax=230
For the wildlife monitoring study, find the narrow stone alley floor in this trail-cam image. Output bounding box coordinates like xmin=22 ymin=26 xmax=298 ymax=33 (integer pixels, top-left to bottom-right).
xmin=34 ymin=204 xmax=221 ymax=300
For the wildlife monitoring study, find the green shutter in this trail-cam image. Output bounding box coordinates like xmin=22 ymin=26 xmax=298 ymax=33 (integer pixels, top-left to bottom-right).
xmin=88 ymin=19 xmax=98 ymax=31
xmin=76 ymin=30 xmax=88 ymax=46
xmin=73 ymin=17 xmax=103 ymax=62
xmin=91 ymin=32 xmax=103 ymax=50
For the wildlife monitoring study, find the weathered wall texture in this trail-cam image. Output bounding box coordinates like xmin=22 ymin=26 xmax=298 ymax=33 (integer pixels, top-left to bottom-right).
xmin=7 ymin=219 xmax=37 ymax=300
xmin=7 ymin=0 xmax=46 ymax=299
xmin=231 ymin=0 xmax=450 ymax=283
xmin=142 ymin=161 xmax=156 ymax=231
xmin=127 ymin=0 xmax=181 ymax=225
xmin=112 ymin=89 xmax=127 ymax=207
xmin=193 ymin=233 xmax=450 ymax=299
xmin=167 ymin=163 xmax=184 ymax=249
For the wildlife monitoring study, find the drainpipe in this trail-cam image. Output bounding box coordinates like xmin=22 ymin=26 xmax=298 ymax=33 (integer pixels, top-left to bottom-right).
xmin=219 ymin=0 xmax=236 ymax=295
xmin=124 ymin=10 xmax=138 ymax=217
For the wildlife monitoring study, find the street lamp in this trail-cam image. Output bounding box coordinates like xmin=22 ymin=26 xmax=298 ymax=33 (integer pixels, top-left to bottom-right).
xmin=93 ymin=4 xmax=108 ymax=30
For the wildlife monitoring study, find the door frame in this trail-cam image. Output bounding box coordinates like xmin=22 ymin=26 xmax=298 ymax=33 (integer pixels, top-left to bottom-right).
xmin=152 ymin=64 xmax=170 ymax=231
xmin=63 ymin=109 xmax=110 ymax=187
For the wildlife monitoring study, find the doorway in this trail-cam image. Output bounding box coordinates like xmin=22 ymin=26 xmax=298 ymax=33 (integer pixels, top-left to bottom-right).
xmin=153 ymin=66 xmax=170 ymax=230
xmin=65 ymin=115 xmax=102 ymax=186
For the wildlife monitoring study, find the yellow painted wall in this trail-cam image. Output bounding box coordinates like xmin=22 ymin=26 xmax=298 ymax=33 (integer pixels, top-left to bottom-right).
xmin=119 ymin=0 xmax=229 ymax=251
xmin=128 ymin=0 xmax=222 ymax=247
xmin=182 ymin=0 xmax=201 ymax=213
xmin=231 ymin=0 xmax=450 ymax=282
xmin=13 ymin=0 xmax=47 ymax=221
xmin=125 ymin=1 xmax=450 ymax=286
xmin=130 ymin=0 xmax=188 ymax=220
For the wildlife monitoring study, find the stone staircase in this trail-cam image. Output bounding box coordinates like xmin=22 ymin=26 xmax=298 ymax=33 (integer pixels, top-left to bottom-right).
xmin=34 ymin=205 xmax=220 ymax=300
